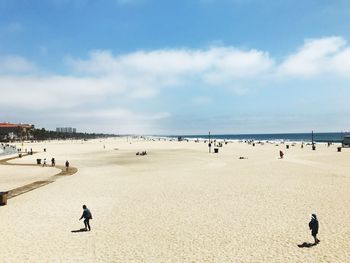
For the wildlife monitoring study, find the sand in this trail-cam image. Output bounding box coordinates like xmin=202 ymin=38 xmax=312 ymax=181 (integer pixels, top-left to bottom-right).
xmin=1 ymin=138 xmax=350 ymax=262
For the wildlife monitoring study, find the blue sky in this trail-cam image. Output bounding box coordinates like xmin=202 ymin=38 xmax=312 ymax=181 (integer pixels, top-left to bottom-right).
xmin=1 ymin=0 xmax=350 ymax=134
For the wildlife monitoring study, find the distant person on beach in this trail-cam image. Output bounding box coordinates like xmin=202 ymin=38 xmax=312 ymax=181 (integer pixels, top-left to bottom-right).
xmin=279 ymin=150 xmax=284 ymax=159
xmin=51 ymin=157 xmax=55 ymax=167
xmin=79 ymin=205 xmax=92 ymax=231
xmin=309 ymin=214 xmax=320 ymax=244
xmin=65 ymin=160 xmax=69 ymax=171
xmin=42 ymin=158 xmax=47 ymax=167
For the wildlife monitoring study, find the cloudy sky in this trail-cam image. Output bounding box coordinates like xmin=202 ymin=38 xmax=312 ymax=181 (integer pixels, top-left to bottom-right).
xmin=1 ymin=0 xmax=350 ymax=134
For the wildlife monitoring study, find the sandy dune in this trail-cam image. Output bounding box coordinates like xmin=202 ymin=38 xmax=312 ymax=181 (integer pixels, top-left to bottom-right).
xmin=1 ymin=138 xmax=350 ymax=262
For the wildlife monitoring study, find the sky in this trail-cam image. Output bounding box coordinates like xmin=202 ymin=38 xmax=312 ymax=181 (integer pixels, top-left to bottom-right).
xmin=1 ymin=0 xmax=350 ymax=134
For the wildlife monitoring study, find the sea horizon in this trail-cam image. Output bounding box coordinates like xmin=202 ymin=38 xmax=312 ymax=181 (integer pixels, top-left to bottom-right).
xmin=158 ymin=132 xmax=350 ymax=143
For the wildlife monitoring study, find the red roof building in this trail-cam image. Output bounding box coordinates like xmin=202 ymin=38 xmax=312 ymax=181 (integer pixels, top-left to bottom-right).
xmin=0 ymin=122 xmax=34 ymax=141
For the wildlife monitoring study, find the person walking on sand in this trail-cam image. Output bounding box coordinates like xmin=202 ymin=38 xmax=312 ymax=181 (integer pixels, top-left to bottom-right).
xmin=309 ymin=213 xmax=320 ymax=244
xmin=279 ymin=150 xmax=284 ymax=159
xmin=79 ymin=205 xmax=92 ymax=231
xmin=42 ymin=158 xmax=47 ymax=167
xmin=51 ymin=157 xmax=55 ymax=167
xmin=65 ymin=160 xmax=69 ymax=171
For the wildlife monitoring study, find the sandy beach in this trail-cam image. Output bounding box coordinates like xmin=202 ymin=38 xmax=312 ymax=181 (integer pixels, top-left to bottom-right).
xmin=1 ymin=138 xmax=350 ymax=262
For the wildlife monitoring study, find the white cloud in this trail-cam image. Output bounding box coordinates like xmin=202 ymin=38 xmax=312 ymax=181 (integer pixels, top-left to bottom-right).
xmin=0 ymin=75 xmax=125 ymax=109
xmin=0 ymin=55 xmax=37 ymax=74
xmin=67 ymin=108 xmax=170 ymax=121
xmin=278 ymin=37 xmax=350 ymax=76
xmin=69 ymin=47 xmax=274 ymax=96
xmin=2 ymin=36 xmax=350 ymax=133
xmin=332 ymin=47 xmax=350 ymax=75
xmin=57 ymin=108 xmax=170 ymax=134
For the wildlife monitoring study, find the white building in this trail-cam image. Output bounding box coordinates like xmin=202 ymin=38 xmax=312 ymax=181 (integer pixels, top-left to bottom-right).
xmin=56 ymin=127 xmax=77 ymax=133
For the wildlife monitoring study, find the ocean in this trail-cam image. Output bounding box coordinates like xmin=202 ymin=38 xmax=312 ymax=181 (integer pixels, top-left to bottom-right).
xmin=173 ymin=132 xmax=349 ymax=143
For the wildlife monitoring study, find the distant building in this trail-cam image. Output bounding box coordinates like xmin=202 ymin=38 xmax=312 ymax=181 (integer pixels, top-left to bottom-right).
xmin=0 ymin=122 xmax=34 ymax=141
xmin=56 ymin=127 xmax=77 ymax=133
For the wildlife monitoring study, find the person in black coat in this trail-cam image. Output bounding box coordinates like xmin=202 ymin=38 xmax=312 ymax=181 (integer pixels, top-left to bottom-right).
xmin=309 ymin=213 xmax=320 ymax=244
xmin=79 ymin=205 xmax=93 ymax=231
xmin=65 ymin=160 xmax=69 ymax=171
xmin=279 ymin=150 xmax=284 ymax=159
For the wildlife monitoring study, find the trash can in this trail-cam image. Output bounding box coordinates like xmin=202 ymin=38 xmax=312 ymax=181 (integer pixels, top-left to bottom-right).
xmin=337 ymin=147 xmax=342 ymax=152
xmin=18 ymin=153 xmax=22 ymax=158
xmin=286 ymin=145 xmax=289 ymax=149
xmin=252 ymin=143 xmax=255 ymax=147
xmin=0 ymin=192 xmax=8 ymax=206
xmin=312 ymin=145 xmax=316 ymax=151
xmin=214 ymin=148 xmax=219 ymax=153
xmin=36 ymin=159 xmax=42 ymax=165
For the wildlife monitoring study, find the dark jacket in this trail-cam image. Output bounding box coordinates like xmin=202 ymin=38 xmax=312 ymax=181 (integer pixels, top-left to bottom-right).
xmin=81 ymin=208 xmax=92 ymax=220
xmin=309 ymin=218 xmax=318 ymax=236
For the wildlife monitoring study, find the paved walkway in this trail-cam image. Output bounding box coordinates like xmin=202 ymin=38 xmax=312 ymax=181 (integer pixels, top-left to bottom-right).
xmin=0 ymin=152 xmax=78 ymax=200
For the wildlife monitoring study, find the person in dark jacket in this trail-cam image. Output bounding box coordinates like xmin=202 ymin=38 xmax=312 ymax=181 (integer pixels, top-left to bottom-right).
xmin=309 ymin=213 xmax=319 ymax=244
xmin=279 ymin=150 xmax=284 ymax=159
xmin=79 ymin=205 xmax=92 ymax=231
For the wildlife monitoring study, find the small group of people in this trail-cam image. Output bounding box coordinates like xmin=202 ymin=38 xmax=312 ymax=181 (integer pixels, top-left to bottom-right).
xmin=42 ymin=157 xmax=55 ymax=167
xmin=136 ymin=151 xmax=147 ymax=156
xmin=41 ymin=158 xmax=69 ymax=170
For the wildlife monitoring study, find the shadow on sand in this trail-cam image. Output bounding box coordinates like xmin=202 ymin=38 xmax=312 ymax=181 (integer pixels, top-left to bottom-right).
xmin=71 ymin=228 xmax=88 ymax=233
xmin=297 ymin=242 xmax=317 ymax=248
